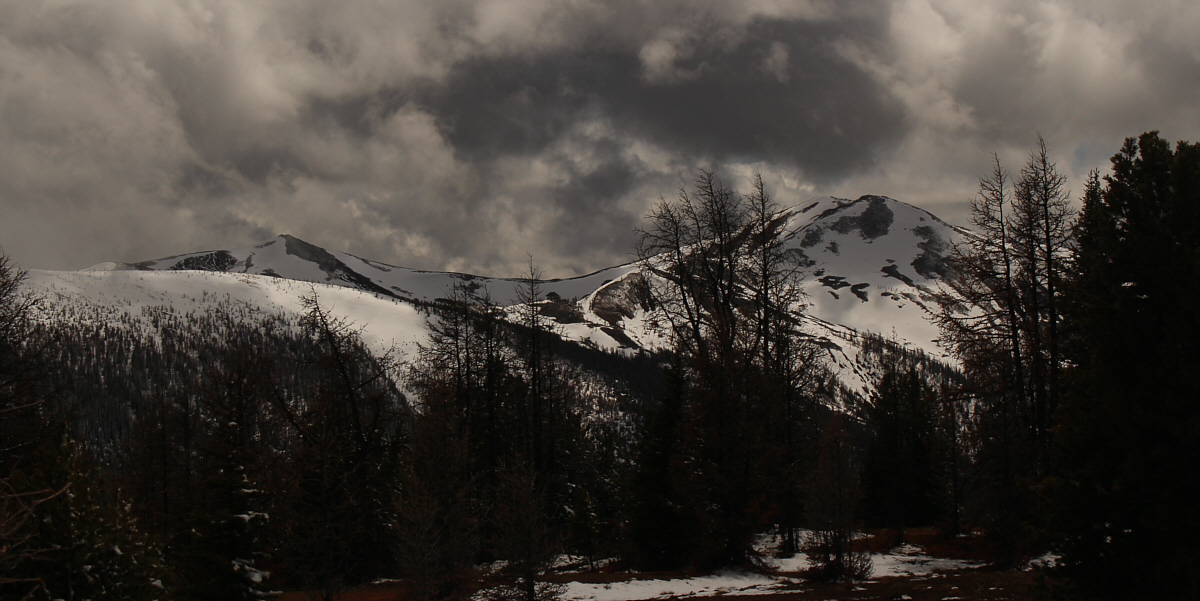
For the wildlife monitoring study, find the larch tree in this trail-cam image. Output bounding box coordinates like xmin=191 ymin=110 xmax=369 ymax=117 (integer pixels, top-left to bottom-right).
xmin=278 ymin=293 xmax=408 ymax=596
xmin=932 ymin=137 xmax=1074 ymax=560
xmin=633 ymin=170 xmax=819 ymax=568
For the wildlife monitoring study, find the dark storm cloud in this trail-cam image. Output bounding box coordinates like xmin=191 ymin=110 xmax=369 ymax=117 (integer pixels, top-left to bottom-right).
xmin=610 ymin=18 xmax=905 ymax=178
xmin=415 ymin=12 xmax=904 ymax=179
xmin=1 ymin=0 xmax=1197 ymax=277
xmin=542 ymin=148 xmax=648 ymax=266
xmin=417 ymin=56 xmax=595 ymax=160
xmin=817 ymin=0 xmax=1200 ymax=227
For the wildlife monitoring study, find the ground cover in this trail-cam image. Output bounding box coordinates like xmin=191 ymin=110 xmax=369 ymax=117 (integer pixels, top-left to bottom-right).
xmin=279 ymin=530 xmax=1045 ymax=601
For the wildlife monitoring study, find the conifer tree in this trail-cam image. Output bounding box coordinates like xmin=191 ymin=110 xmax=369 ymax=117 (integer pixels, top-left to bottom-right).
xmin=175 ymin=330 xmax=276 ymax=601
xmin=860 ymin=367 xmax=941 ymax=530
xmin=1050 ymin=132 xmax=1200 ymax=600
xmin=278 ymin=294 xmax=408 ymax=594
xmin=626 ymin=356 xmax=692 ymax=569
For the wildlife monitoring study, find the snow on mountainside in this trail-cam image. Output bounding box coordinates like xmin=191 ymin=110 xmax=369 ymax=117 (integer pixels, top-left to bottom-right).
xmin=27 ymin=269 xmax=431 ymax=362
xmin=86 ymin=233 xmax=628 ymax=308
xmin=39 ymin=195 xmax=964 ymax=401
xmin=783 ymin=195 xmax=967 ymax=356
xmin=568 ymin=195 xmax=967 ymax=395
xmin=773 ymin=195 xmax=967 ymax=397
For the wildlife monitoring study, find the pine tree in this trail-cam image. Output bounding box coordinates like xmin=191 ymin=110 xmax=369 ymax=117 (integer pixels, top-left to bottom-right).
xmin=626 ymin=356 xmax=692 ymax=569
xmin=1049 ymin=132 xmax=1200 ymax=600
xmin=860 ymin=367 xmax=941 ymax=530
xmin=175 ymin=331 xmax=276 ymax=601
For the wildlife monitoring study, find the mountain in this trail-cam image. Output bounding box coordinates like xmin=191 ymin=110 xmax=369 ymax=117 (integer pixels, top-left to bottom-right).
xmin=31 ymin=195 xmax=964 ymax=400
xmin=777 ymin=195 xmax=968 ymax=392
xmin=85 ymin=232 xmax=628 ymax=308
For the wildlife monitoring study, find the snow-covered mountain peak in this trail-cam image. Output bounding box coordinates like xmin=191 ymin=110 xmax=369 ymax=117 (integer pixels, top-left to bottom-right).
xmin=770 ymin=196 xmax=964 ymax=364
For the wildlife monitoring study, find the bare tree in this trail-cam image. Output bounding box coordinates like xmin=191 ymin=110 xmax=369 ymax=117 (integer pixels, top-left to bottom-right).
xmin=394 ymin=389 xmax=480 ymax=601
xmin=0 ymin=250 xmax=60 ymax=599
xmin=932 ymin=137 xmax=1074 ymax=559
xmin=633 ymin=171 xmax=820 ymax=567
xmin=277 ymin=292 xmax=409 ymax=595
xmin=0 ymin=251 xmax=50 ymax=474
xmin=0 ymin=479 xmax=64 ymax=599
xmin=484 ymin=461 xmax=563 ymax=601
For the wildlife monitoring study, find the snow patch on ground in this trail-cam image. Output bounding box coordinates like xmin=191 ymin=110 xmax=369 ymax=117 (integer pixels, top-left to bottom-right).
xmin=562 ymin=571 xmax=791 ymax=601
xmin=1025 ymin=552 xmax=1059 ymax=571
xmin=551 ymin=539 xmax=983 ymax=601
xmin=870 ymin=544 xmax=983 ymax=578
xmin=764 ymin=540 xmax=981 ymax=579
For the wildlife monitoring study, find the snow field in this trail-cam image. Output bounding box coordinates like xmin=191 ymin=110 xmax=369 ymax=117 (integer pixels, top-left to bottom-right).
xmin=554 ymin=542 xmax=982 ymax=601
xmin=26 ymin=269 xmax=430 ymax=363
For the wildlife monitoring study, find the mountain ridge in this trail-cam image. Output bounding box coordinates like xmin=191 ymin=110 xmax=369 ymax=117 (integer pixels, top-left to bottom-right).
xmin=47 ymin=194 xmax=964 ymax=401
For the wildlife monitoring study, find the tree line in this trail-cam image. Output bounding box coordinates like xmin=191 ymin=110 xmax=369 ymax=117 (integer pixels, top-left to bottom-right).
xmin=1 ymin=131 xmax=1196 ymax=600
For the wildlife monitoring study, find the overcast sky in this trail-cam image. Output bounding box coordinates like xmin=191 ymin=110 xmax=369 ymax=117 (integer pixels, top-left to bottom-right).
xmin=2 ymin=0 xmax=1197 ymax=276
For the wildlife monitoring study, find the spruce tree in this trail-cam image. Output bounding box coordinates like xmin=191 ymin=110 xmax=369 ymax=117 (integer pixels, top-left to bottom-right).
xmin=861 ymin=367 xmax=941 ymax=530
xmin=175 ymin=332 xmax=276 ymax=601
xmin=626 ymin=356 xmax=692 ymax=569
xmin=1049 ymin=132 xmax=1200 ymax=600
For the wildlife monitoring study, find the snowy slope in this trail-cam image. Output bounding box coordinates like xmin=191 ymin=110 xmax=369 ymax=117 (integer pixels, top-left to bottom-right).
xmin=551 ymin=195 xmax=966 ymax=398
xmin=782 ymin=195 xmax=966 ymax=358
xmin=546 ymin=195 xmax=965 ymax=363
xmin=28 ymin=269 xmax=430 ymax=362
